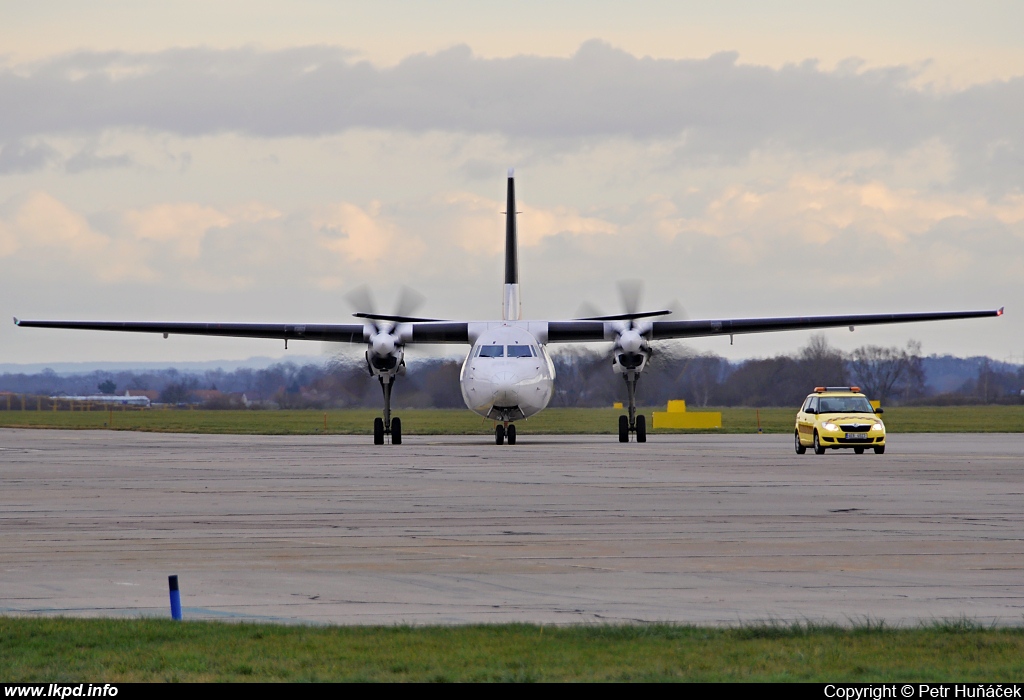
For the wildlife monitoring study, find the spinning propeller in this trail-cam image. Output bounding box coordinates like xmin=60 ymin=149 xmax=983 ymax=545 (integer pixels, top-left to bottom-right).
xmin=576 ymin=280 xmax=676 ymax=371
xmin=346 ymin=285 xmax=441 ymax=371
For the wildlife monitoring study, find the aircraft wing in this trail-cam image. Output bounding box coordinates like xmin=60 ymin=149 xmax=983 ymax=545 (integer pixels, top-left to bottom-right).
xmin=12 ymin=318 xmax=473 ymax=344
xmin=13 ymin=319 xmax=369 ymax=343
xmin=13 ymin=308 xmax=1002 ymax=345
xmin=546 ymin=308 xmax=1003 ymax=343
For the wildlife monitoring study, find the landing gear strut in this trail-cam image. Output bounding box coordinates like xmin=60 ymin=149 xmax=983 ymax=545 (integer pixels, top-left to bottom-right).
xmin=618 ymin=370 xmax=647 ymax=443
xmin=373 ymin=375 xmax=402 ymax=445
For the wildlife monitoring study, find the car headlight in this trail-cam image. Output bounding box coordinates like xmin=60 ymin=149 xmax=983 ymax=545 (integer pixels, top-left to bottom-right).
xmin=823 ymin=421 xmax=841 ymax=432
xmin=871 ymin=423 xmax=884 ymax=432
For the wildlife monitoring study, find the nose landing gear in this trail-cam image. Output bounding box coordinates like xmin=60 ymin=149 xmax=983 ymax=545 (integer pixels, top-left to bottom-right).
xmin=373 ymin=375 xmax=403 ymax=445
xmin=495 ymin=422 xmax=517 ymax=446
xmin=617 ymin=370 xmax=647 ymax=443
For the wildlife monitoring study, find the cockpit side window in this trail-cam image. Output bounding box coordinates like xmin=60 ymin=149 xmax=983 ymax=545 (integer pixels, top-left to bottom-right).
xmin=478 ymin=345 xmax=504 ymax=358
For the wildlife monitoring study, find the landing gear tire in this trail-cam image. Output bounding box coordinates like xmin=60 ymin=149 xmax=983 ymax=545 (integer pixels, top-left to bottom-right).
xmin=813 ymin=431 xmax=825 ymax=455
xmin=495 ymin=424 xmax=505 ymax=446
xmin=874 ymin=445 xmax=885 ymax=454
xmin=373 ymin=417 xmax=385 ymax=445
xmin=618 ymin=415 xmax=629 ymax=443
xmin=635 ymin=414 xmax=646 ymax=443
xmin=853 ymin=446 xmax=864 ymax=454
xmin=507 ymin=424 xmax=517 ymax=445
xmin=391 ymin=417 xmax=402 ymax=445
xmin=795 ymin=431 xmax=806 ymax=454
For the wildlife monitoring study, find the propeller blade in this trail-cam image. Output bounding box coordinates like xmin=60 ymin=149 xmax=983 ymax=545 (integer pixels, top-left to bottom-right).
xmin=618 ymin=279 xmax=644 ymax=316
xmin=575 ymin=310 xmax=672 ymax=322
xmin=662 ymin=298 xmax=689 ymax=321
xmin=353 ymin=312 xmax=448 ymax=323
xmin=346 ymin=285 xmax=378 ymax=321
xmin=394 ymin=285 xmax=426 ymax=319
xmin=574 ymin=301 xmax=605 ymax=320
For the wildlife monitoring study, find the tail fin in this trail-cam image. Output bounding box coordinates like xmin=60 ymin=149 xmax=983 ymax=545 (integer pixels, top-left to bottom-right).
xmin=502 ymin=168 xmax=521 ymax=320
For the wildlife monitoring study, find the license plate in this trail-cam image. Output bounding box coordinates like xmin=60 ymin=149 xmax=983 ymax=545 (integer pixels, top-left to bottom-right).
xmin=848 ymin=433 xmax=867 ymax=440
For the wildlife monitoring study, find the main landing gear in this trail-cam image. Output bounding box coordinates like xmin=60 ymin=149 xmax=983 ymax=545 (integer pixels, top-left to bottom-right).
xmin=495 ymin=423 xmax=517 ymax=446
xmin=618 ymin=369 xmax=647 ymax=443
xmin=618 ymin=414 xmax=646 ymax=443
xmin=373 ymin=375 xmax=402 ymax=445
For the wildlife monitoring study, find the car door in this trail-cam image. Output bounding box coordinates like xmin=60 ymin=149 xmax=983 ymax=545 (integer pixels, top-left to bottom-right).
xmin=797 ymin=396 xmax=817 ymax=442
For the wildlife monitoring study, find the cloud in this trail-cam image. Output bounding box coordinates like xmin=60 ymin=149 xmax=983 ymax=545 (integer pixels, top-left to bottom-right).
xmin=313 ymin=200 xmax=400 ymax=265
xmin=124 ymin=203 xmax=234 ymax=258
xmin=65 ymin=145 xmax=134 ymax=173
xmin=0 ymin=139 xmax=56 ymax=173
xmin=0 ymin=42 xmax=1021 ymax=193
xmin=10 ymin=191 xmax=109 ymax=251
xmin=0 ymin=191 xmax=155 ymax=282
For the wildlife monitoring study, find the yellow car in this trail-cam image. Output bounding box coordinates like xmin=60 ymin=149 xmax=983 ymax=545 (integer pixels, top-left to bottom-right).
xmin=795 ymin=386 xmax=886 ymax=455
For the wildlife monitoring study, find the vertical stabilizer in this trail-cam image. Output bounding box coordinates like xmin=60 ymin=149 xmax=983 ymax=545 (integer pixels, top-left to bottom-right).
xmin=502 ymin=168 xmax=521 ymax=320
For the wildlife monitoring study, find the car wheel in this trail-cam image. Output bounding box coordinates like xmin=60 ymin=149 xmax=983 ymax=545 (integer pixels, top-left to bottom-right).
xmin=873 ymin=445 xmax=885 ymax=454
xmin=853 ymin=447 xmax=864 ymax=454
xmin=794 ymin=431 xmax=806 ymax=454
xmin=813 ymin=431 xmax=825 ymax=455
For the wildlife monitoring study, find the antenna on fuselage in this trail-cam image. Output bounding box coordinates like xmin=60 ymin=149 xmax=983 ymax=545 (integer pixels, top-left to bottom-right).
xmin=502 ymin=167 xmax=521 ymax=320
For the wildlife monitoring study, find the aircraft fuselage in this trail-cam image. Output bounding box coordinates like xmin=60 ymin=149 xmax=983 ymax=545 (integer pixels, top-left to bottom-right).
xmin=460 ymin=323 xmax=555 ymax=422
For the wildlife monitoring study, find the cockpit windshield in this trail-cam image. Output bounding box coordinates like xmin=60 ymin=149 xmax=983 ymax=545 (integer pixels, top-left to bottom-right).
xmin=478 ymin=345 xmax=504 ymax=358
xmin=507 ymin=346 xmax=534 ymax=358
xmin=818 ymin=397 xmax=875 ymax=414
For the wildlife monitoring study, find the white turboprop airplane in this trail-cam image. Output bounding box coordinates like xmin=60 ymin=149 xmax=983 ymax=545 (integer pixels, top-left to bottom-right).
xmin=15 ymin=170 xmax=1004 ymax=445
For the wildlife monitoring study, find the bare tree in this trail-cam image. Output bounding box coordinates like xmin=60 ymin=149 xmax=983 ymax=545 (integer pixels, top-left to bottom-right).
xmin=848 ymin=340 xmax=923 ymax=404
xmin=799 ymin=333 xmax=847 ymax=388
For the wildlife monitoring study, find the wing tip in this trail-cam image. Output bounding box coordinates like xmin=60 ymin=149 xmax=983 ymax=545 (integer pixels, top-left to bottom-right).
xmin=507 ymin=166 xmax=515 ymax=178
xmin=997 ymin=306 xmax=1004 ymax=316
xmin=12 ymin=316 xmax=19 ymax=326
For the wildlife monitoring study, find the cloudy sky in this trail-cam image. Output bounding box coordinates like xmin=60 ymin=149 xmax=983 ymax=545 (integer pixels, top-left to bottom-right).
xmin=1 ymin=1 xmax=1021 ymax=366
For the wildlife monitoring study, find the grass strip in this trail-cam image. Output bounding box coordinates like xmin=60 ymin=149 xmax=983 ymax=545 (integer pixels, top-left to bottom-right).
xmin=2 ymin=618 xmax=1022 ymax=682
xmin=0 ymin=405 xmax=1020 ymax=434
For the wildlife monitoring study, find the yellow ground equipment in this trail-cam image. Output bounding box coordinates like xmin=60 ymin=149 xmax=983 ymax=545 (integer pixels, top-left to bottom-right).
xmin=652 ymin=400 xmax=722 ymax=429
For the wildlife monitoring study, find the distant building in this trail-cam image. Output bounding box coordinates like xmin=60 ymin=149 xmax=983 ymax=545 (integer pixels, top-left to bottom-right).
xmin=51 ymin=393 xmax=151 ymax=407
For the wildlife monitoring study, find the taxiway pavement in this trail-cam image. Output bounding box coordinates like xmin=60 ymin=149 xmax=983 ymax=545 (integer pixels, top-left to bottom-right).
xmin=2 ymin=429 xmax=1022 ymax=625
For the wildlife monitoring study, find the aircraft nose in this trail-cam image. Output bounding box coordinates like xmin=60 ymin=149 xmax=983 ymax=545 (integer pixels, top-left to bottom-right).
xmin=491 ymin=371 xmax=519 ymax=405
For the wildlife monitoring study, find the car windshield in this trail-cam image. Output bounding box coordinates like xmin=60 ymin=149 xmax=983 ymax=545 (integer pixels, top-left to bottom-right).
xmin=478 ymin=345 xmax=504 ymax=358
xmin=818 ymin=397 xmax=874 ymax=414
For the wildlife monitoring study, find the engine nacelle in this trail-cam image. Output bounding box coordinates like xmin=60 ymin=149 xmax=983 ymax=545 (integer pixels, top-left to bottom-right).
xmin=370 ymin=331 xmax=397 ymax=357
xmin=365 ymin=330 xmax=406 ymax=378
xmin=611 ymin=328 xmax=651 ymax=375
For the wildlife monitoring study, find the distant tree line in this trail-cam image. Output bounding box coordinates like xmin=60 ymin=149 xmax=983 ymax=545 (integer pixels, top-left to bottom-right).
xmin=551 ymin=336 xmax=1021 ymax=408
xmin=0 ymin=337 xmax=1020 ymax=408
